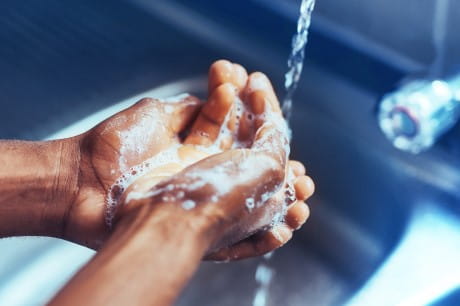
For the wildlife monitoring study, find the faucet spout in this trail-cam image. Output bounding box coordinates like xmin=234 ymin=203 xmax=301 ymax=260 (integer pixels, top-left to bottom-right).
xmin=378 ymin=75 xmax=460 ymax=153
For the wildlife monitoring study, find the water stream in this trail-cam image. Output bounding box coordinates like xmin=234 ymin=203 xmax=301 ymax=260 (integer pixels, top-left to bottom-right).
xmin=252 ymin=253 xmax=275 ymax=306
xmin=430 ymin=0 xmax=450 ymax=78
xmin=252 ymin=1 xmax=316 ymax=305
xmin=282 ymin=0 xmax=316 ymax=121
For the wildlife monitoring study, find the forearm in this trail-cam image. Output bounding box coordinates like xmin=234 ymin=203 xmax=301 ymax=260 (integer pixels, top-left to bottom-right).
xmin=50 ymin=204 xmax=213 ymax=306
xmin=0 ymin=138 xmax=80 ymax=238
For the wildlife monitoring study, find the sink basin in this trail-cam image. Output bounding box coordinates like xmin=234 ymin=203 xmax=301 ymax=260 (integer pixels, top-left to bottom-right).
xmin=1 ymin=0 xmax=459 ymax=305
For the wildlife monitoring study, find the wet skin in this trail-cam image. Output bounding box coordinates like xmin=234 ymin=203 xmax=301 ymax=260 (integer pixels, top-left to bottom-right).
xmin=0 ymin=60 xmax=314 ymax=305
xmin=114 ymin=60 xmax=315 ymax=260
xmin=65 ymin=60 xmax=314 ymax=258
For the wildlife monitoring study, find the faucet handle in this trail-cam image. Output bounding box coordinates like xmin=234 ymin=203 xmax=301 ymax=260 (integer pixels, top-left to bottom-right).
xmin=378 ymin=78 xmax=460 ymax=153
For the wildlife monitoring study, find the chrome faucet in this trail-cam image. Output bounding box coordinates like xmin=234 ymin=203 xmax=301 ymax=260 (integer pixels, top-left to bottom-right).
xmin=378 ymin=75 xmax=460 ymax=153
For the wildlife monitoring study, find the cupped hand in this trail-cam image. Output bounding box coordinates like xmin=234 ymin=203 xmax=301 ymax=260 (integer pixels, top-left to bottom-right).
xmin=115 ymin=60 xmax=315 ymax=260
xmin=65 ymin=94 xmax=202 ymax=248
xmin=64 ymin=59 xmax=314 ymax=256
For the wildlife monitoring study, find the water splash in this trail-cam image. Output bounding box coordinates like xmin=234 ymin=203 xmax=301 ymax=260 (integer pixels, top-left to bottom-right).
xmin=283 ymin=0 xmax=316 ymax=120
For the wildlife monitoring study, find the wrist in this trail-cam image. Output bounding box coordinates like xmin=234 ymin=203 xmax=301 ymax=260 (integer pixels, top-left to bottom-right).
xmin=51 ymin=201 xmax=211 ymax=306
xmin=115 ymin=200 xmax=218 ymax=251
xmin=0 ymin=138 xmax=81 ymax=238
xmin=48 ymin=136 xmax=81 ymax=238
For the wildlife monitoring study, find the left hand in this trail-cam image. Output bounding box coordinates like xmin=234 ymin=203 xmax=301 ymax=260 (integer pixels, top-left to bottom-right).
xmin=64 ymin=94 xmax=202 ymax=248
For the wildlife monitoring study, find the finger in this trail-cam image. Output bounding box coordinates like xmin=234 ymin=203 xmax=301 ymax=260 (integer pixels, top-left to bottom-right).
xmin=225 ymin=99 xmax=242 ymax=134
xmin=185 ymin=83 xmax=236 ymax=146
xmin=285 ymin=201 xmax=310 ymax=230
xmin=207 ymin=61 xmax=248 ymax=145
xmin=252 ymin=107 xmax=289 ymax=164
xmin=205 ymin=224 xmax=292 ymax=261
xmin=289 ymin=160 xmax=306 ymax=176
xmin=127 ymin=95 xmax=202 ymax=135
xmin=253 ymin=122 xmax=287 ymax=160
xmin=233 ymin=63 xmax=249 ymax=92
xmin=208 ymin=60 xmax=248 ymax=93
xmin=237 ymin=110 xmax=256 ymax=143
xmin=294 ymin=175 xmax=315 ymax=201
xmin=247 ymin=90 xmax=268 ymax=130
xmin=248 ymin=90 xmax=267 ymax=115
xmin=202 ymin=83 xmax=236 ymax=124
xmin=244 ymin=72 xmax=281 ymax=113
xmin=236 ymin=90 xmax=268 ymax=142
xmin=98 ymin=96 xmax=201 ymax=158
xmin=161 ymin=95 xmax=203 ymax=134
xmin=219 ymin=136 xmax=234 ymax=150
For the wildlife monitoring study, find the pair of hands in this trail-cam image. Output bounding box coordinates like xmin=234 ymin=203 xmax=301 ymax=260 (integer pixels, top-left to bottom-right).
xmin=65 ymin=60 xmax=314 ymax=260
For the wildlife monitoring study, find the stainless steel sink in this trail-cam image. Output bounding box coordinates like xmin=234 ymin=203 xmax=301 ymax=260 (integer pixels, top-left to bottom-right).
xmin=0 ymin=0 xmax=459 ymax=305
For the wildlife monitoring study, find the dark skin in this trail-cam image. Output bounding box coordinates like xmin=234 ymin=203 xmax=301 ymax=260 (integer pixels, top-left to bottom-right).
xmin=0 ymin=60 xmax=314 ymax=305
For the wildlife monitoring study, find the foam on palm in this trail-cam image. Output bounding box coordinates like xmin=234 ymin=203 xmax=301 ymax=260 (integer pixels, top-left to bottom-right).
xmin=105 ymin=93 xmax=292 ymax=227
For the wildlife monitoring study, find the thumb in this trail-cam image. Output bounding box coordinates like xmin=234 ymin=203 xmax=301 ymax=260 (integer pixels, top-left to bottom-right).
xmin=126 ymin=95 xmax=203 ymax=135
xmin=156 ymin=94 xmax=203 ymax=134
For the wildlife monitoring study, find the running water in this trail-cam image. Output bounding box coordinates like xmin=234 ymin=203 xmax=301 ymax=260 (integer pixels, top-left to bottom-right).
xmin=430 ymin=0 xmax=450 ymax=78
xmin=252 ymin=253 xmax=275 ymax=306
xmin=251 ymin=3 xmax=317 ymax=304
xmin=282 ymin=0 xmax=316 ymax=120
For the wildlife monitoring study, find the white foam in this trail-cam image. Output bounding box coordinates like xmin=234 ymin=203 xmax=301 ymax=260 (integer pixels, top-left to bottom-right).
xmin=185 ymin=154 xmax=278 ymax=197
xmin=261 ymin=192 xmax=272 ymax=204
xmin=117 ymin=112 xmax=163 ymax=172
xmin=106 ymin=90 xmax=292 ymax=226
xmin=186 ymin=179 xmax=208 ymax=191
xmin=245 ymin=198 xmax=255 ymax=211
xmin=270 ymin=211 xmax=285 ymax=227
xmin=182 ymin=200 xmax=196 ymax=210
xmin=125 ymin=189 xmax=162 ymax=204
xmin=106 ymin=141 xmax=226 ymax=225
xmin=232 ymin=96 xmax=244 ymax=140
xmin=106 ymin=143 xmax=182 ymax=226
xmin=164 ymin=105 xmax=174 ymax=114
